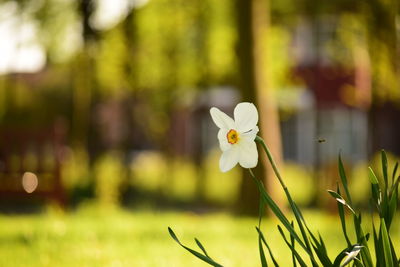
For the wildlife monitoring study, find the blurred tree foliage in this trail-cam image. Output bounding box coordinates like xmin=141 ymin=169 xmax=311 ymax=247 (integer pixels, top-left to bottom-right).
xmin=0 ymin=0 xmax=398 ymax=208
xmin=1 ymin=0 xmax=398 ymax=130
xmin=299 ymin=0 xmax=399 ymax=103
xmin=91 ymin=0 xmax=239 ymax=149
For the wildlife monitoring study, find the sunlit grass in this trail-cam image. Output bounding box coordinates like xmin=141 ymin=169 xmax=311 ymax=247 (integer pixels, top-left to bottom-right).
xmin=1 ymin=204 xmax=398 ymax=266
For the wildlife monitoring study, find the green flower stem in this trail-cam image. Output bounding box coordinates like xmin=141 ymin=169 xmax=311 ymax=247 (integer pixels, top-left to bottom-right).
xmin=255 ymin=136 xmax=287 ymax=190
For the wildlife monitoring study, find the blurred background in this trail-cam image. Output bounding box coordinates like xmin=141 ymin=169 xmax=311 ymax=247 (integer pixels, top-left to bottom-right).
xmin=0 ymin=0 xmax=399 ymax=266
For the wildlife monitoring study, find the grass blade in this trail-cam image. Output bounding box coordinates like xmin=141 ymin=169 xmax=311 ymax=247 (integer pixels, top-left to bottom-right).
xmin=168 ymin=227 xmax=223 ymax=267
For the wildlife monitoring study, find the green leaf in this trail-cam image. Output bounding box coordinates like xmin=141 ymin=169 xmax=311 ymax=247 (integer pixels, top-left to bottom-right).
xmin=287 ymin=196 xmax=317 ymax=266
xmin=319 ymin=234 xmax=328 ymax=253
xmin=391 ymin=162 xmax=398 ymax=185
xmin=352 ymin=214 xmax=373 ymax=267
xmin=389 ymin=236 xmax=398 ymax=266
xmin=168 ymin=227 xmax=223 ymax=267
xmin=333 ymin=247 xmax=352 ymax=267
xmin=254 ymin=138 xmax=318 ymax=266
xmin=248 ymin=170 xmax=307 ymax=253
xmin=290 ymin=222 xmax=297 ymax=267
xmin=308 ymin=231 xmax=333 ymax=266
xmin=195 ymin=238 xmax=211 ymax=259
xmin=327 ymin=190 xmax=343 ymax=199
xmin=389 ymin=175 xmax=400 ymax=201
xmin=382 ymin=150 xmax=388 ymax=189
xmin=258 ymin=235 xmax=268 ymax=267
xmin=387 ymin=188 xmax=398 ymax=230
xmin=256 ymin=227 xmax=279 ymax=267
xmin=327 ymin=190 xmax=355 ymax=214
xmin=338 ymin=154 xmax=353 ymax=206
xmin=340 ymin=245 xmax=363 ymax=267
xmin=250 ymin=170 xmax=319 ymax=267
xmin=257 ymin=198 xmax=268 ymax=267
xmin=380 ymin=219 xmax=394 ymax=267
xmin=368 ymin=167 xmax=379 ymax=185
xmin=382 ymin=189 xmax=389 ymax=225
xmin=333 ymin=185 xmax=351 ymax=247
xmin=369 ymin=168 xmax=382 ymax=212
xmin=372 ymin=223 xmax=384 ymax=266
xmin=277 ymin=225 xmax=308 ymax=267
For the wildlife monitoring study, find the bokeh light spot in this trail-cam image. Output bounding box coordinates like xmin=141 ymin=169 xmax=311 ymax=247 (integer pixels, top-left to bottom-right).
xmin=22 ymin=172 xmax=38 ymax=193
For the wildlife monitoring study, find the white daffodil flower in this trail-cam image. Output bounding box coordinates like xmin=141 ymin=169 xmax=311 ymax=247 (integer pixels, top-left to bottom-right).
xmin=210 ymin=102 xmax=259 ymax=172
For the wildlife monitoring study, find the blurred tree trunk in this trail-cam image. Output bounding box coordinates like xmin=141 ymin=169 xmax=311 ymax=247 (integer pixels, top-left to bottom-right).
xmin=194 ymin=0 xmax=211 ymax=203
xmin=72 ymin=0 xmax=96 ymax=148
xmin=235 ymin=0 xmax=284 ymax=215
xmin=123 ymin=8 xmax=138 ymax=92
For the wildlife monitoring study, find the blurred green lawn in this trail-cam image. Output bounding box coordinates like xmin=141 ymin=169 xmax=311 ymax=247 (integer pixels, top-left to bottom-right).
xmin=1 ymin=205 xmax=398 ymax=267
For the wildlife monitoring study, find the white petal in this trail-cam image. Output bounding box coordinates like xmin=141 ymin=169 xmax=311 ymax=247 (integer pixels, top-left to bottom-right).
xmin=210 ymin=107 xmax=235 ymax=129
xmin=238 ymin=139 xmax=258 ymax=169
xmin=234 ymin=102 xmax=258 ymax=133
xmin=217 ymin=129 xmax=231 ymax=151
xmin=240 ymin=126 xmax=259 ymax=142
xmin=219 ymin=147 xmax=239 ymax=172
